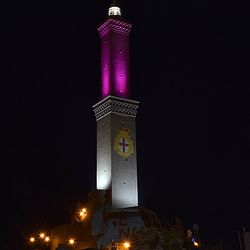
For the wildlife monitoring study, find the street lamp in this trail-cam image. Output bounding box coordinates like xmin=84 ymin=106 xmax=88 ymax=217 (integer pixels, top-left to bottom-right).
xmin=40 ymin=233 xmax=45 ymax=239
xmin=78 ymin=208 xmax=87 ymax=221
xmin=69 ymin=238 xmax=75 ymax=245
xmin=123 ymin=241 xmax=131 ymax=248
xmin=30 ymin=237 xmax=35 ymax=243
xmin=193 ymin=241 xmax=199 ymax=247
xmin=45 ymin=236 xmax=50 ymax=242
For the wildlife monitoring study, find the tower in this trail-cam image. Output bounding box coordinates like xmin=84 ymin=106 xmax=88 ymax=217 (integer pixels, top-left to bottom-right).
xmin=49 ymin=3 xmax=162 ymax=250
xmin=93 ymin=1 xmax=139 ymax=208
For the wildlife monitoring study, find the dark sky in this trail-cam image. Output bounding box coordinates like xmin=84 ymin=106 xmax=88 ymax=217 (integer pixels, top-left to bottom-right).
xmin=2 ymin=0 xmax=250 ymax=249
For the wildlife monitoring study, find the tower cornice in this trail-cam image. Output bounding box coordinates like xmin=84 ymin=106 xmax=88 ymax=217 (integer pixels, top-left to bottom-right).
xmin=98 ymin=18 xmax=132 ymax=37
xmin=93 ymin=96 xmax=139 ymax=121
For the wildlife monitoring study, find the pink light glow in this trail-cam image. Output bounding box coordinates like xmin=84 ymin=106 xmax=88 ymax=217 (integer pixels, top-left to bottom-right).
xmin=112 ymin=32 xmax=130 ymax=98
xmin=98 ymin=19 xmax=131 ymax=99
xmin=101 ymin=36 xmax=111 ymax=97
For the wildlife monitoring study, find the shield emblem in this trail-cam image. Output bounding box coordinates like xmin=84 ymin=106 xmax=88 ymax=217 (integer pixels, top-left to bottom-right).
xmin=114 ymin=128 xmax=134 ymax=157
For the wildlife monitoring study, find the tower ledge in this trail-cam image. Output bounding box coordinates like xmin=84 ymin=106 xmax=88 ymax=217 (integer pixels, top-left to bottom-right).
xmin=93 ymin=95 xmax=139 ymax=121
xmin=98 ymin=18 xmax=132 ymax=37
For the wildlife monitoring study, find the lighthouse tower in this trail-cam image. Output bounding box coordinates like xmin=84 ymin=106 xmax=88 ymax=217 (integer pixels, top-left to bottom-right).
xmin=93 ymin=1 xmax=139 ymax=209
xmin=50 ymin=3 xmax=162 ymax=250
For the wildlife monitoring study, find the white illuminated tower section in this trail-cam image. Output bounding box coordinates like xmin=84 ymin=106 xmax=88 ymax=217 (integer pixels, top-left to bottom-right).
xmin=93 ymin=2 xmax=139 ymax=208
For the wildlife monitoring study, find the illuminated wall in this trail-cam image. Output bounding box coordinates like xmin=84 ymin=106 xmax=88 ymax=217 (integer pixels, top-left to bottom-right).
xmin=93 ymin=96 xmax=139 ymax=208
xmin=96 ymin=114 xmax=112 ymax=190
xmin=98 ymin=18 xmax=131 ymax=99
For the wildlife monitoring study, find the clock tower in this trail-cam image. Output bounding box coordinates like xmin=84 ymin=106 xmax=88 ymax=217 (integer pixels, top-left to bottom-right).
xmin=93 ymin=1 xmax=139 ymax=209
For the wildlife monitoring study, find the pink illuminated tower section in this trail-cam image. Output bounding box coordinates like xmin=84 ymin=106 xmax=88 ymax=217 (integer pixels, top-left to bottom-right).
xmin=98 ymin=3 xmax=131 ymax=99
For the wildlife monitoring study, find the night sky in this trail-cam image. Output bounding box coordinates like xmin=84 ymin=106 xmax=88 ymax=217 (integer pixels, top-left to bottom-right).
xmin=2 ymin=1 xmax=250 ymax=249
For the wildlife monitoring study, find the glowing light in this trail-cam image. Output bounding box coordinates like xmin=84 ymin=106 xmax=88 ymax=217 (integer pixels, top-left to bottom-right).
xmin=79 ymin=208 xmax=86 ymax=216
xmin=194 ymin=241 xmax=199 ymax=247
xmin=123 ymin=241 xmax=131 ymax=248
xmin=78 ymin=208 xmax=87 ymax=220
xmin=30 ymin=237 xmax=35 ymax=242
xmin=39 ymin=233 xmax=45 ymax=239
xmin=45 ymin=236 xmax=50 ymax=242
xmin=108 ymin=6 xmax=121 ymax=16
xmin=69 ymin=238 xmax=75 ymax=245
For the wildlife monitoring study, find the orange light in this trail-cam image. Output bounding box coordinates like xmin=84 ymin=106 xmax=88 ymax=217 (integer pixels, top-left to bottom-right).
xmin=45 ymin=236 xmax=50 ymax=242
xmin=30 ymin=237 xmax=35 ymax=242
xmin=123 ymin=241 xmax=131 ymax=248
xmin=78 ymin=208 xmax=87 ymax=220
xmin=39 ymin=233 xmax=45 ymax=239
xmin=69 ymin=238 xmax=75 ymax=245
xmin=194 ymin=241 xmax=199 ymax=247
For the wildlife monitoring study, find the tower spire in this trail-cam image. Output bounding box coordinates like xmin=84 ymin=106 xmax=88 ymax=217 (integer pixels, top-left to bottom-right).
xmin=108 ymin=0 xmax=122 ymax=16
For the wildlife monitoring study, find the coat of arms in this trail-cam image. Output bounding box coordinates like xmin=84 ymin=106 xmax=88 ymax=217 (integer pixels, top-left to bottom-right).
xmin=114 ymin=128 xmax=134 ymax=157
